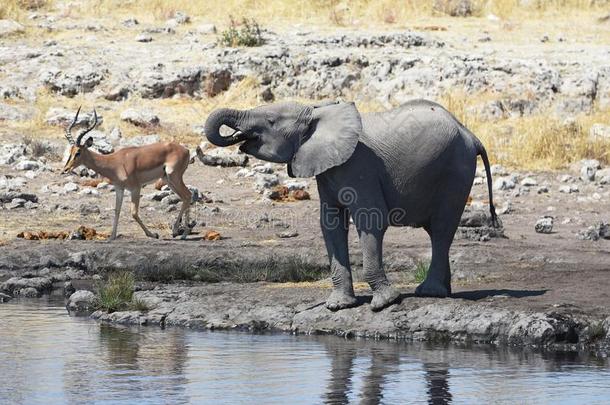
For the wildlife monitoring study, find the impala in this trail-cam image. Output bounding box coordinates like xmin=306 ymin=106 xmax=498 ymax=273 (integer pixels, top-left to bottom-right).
xmin=62 ymin=107 xmax=194 ymax=240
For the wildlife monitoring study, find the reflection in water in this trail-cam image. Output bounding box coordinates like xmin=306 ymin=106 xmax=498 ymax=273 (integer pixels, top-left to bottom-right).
xmin=62 ymin=324 xmax=190 ymax=403
xmin=423 ymin=363 xmax=452 ymax=405
xmin=322 ymin=339 xmax=452 ymax=405
xmin=1 ymin=297 xmax=610 ymax=404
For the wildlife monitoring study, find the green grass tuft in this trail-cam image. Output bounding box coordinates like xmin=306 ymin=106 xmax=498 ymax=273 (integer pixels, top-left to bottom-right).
xmin=219 ymin=17 xmax=264 ymax=47
xmin=96 ymin=271 xmax=135 ymax=313
xmin=413 ymin=259 xmax=430 ymax=284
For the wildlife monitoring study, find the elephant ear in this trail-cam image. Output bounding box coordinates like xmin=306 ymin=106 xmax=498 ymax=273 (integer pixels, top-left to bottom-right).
xmin=290 ymin=102 xmax=361 ymax=178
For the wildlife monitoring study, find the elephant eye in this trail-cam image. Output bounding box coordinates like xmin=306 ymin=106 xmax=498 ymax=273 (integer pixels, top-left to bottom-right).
xmin=266 ymin=116 xmax=276 ymax=125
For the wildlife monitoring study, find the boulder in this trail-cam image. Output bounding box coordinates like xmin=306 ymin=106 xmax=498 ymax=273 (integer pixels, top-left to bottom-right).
xmin=0 ymin=191 xmax=38 ymax=203
xmin=63 ymin=182 xmax=79 ymax=193
xmin=535 ymin=216 xmax=554 ymax=234
xmin=578 ymin=222 xmax=610 ymax=241
xmin=0 ymin=277 xmax=53 ymax=296
xmin=67 ymin=290 xmax=97 ymax=312
xmin=14 ymin=159 xmax=43 ymax=171
xmin=40 ymin=65 xmax=107 ymax=97
xmin=493 ymin=176 xmax=516 ymax=191
xmin=135 ymin=65 xmax=202 ymax=98
xmin=196 ymin=147 xmax=248 ymax=167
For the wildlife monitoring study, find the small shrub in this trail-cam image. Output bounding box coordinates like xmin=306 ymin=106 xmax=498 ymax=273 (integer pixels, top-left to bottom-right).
xmin=413 ymin=259 xmax=430 ymax=283
xmin=219 ymin=17 xmax=264 ymax=47
xmin=96 ymin=271 xmax=135 ymax=313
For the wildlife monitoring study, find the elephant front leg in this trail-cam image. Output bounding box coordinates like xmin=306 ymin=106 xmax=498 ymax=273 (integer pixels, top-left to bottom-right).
xmin=359 ymin=229 xmax=401 ymax=311
xmin=321 ymin=205 xmax=357 ymax=311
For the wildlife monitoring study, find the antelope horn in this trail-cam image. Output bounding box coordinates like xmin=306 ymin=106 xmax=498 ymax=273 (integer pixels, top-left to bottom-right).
xmin=64 ymin=106 xmax=81 ymax=145
xmin=76 ymin=109 xmax=98 ymax=146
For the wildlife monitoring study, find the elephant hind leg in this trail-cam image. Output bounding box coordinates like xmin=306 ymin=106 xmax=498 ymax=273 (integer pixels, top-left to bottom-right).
xmin=415 ymin=207 xmax=462 ymax=298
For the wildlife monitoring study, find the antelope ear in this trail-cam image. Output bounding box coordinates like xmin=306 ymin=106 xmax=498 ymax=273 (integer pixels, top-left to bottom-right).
xmin=290 ymin=102 xmax=361 ymax=177
xmin=84 ymin=137 xmax=94 ymax=148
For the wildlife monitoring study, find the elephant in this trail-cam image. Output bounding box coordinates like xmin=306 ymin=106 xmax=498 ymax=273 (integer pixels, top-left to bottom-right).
xmin=204 ymin=99 xmax=498 ymax=311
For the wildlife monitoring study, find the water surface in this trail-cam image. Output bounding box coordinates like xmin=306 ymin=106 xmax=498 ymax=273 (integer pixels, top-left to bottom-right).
xmin=1 ymin=295 xmax=609 ymax=404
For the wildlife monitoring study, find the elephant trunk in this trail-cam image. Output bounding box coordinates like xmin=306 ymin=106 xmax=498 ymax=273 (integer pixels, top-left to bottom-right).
xmin=204 ymin=108 xmax=249 ymax=147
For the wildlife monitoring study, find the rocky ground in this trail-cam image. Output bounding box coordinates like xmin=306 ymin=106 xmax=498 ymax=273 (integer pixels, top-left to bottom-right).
xmin=1 ymin=7 xmax=609 ymax=353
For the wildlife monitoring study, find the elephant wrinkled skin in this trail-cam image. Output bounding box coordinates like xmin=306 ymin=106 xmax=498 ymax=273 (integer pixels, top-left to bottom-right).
xmin=204 ymin=99 xmax=498 ymax=311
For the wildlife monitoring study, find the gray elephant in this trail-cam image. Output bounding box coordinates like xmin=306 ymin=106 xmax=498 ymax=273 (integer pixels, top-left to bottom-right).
xmin=204 ymin=99 xmax=498 ymax=311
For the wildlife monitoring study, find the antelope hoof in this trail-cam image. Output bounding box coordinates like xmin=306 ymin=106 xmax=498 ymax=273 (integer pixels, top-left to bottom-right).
xmin=149 ymin=232 xmax=159 ymax=239
xmin=188 ymin=220 xmax=196 ymax=229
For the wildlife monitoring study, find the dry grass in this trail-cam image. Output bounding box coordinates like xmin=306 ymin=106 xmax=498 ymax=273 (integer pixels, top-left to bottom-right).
xmin=439 ymin=90 xmax=610 ymax=170
xmin=3 ymin=0 xmax=608 ymax=24
xmin=0 ymin=0 xmax=50 ymax=20
xmin=6 ymin=76 xmax=609 ymax=171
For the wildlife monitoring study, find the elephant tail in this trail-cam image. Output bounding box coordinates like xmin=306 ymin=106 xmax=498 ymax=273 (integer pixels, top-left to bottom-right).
xmin=471 ymin=134 xmax=499 ymax=228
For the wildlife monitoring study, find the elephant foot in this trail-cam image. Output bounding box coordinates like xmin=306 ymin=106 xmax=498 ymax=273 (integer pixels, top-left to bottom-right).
xmin=370 ymin=285 xmax=401 ymax=312
xmin=415 ymin=278 xmax=451 ymax=298
xmin=325 ymin=290 xmax=358 ymax=311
